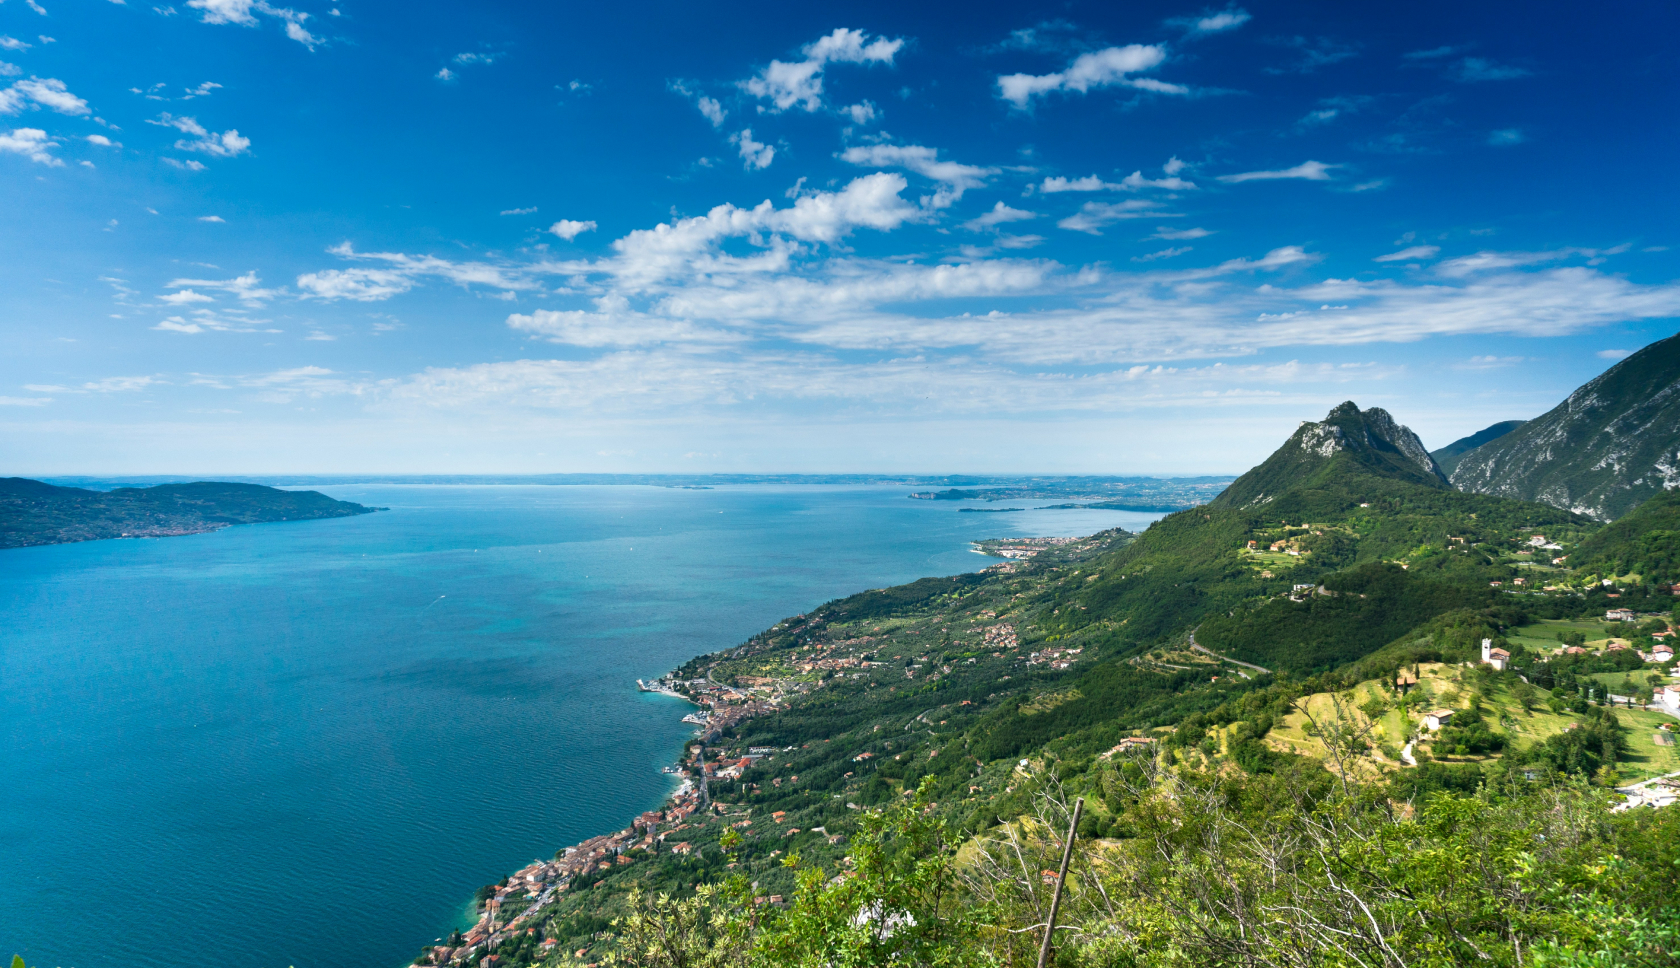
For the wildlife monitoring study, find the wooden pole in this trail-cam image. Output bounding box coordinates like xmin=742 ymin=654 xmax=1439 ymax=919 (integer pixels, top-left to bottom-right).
xmin=1036 ymin=797 xmax=1083 ymax=968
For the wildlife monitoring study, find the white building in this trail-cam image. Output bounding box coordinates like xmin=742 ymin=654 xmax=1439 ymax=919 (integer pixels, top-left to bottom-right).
xmin=1479 ymin=638 xmax=1511 ymax=671
xmin=1424 ymin=709 xmax=1454 ymax=730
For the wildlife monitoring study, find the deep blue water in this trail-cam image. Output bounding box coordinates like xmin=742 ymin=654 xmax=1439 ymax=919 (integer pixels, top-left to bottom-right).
xmin=0 ymin=485 xmax=1162 ymax=968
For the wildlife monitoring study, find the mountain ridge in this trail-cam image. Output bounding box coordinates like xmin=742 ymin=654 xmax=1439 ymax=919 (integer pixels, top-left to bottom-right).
xmin=1432 ymin=419 xmax=1526 ymax=477
xmin=1450 ymin=332 xmax=1680 ymax=520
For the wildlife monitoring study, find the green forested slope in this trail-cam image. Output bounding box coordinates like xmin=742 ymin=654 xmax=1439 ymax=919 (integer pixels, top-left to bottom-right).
xmin=1569 ymin=486 xmax=1680 ymax=581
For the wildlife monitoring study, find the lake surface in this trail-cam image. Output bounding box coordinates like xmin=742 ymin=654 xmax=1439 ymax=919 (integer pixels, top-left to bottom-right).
xmin=0 ymin=484 xmax=1162 ymax=968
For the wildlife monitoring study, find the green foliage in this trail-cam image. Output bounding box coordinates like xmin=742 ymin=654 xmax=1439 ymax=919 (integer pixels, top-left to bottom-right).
xmin=604 ymin=883 xmax=755 ymax=968
xmin=1571 ymin=488 xmax=1680 ymax=581
xmin=1197 ymin=563 xmax=1496 ymax=672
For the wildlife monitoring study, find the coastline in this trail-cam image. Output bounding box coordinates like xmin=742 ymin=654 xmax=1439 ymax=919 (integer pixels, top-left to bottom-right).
xmin=423 ymin=672 xmax=771 ymax=967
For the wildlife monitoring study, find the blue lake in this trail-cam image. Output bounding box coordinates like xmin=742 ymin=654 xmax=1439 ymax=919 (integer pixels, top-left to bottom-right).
xmin=0 ymin=484 xmax=1162 ymax=968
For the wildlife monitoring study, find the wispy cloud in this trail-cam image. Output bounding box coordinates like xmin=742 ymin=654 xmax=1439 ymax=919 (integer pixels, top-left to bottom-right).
xmin=1151 ymin=226 xmax=1212 ymax=240
xmin=1216 ymin=160 xmax=1335 ymax=183
xmin=1374 ymin=245 xmax=1439 ymax=262
xmin=148 ymin=113 xmax=250 ymax=158
xmin=997 ymin=44 xmax=1185 ymax=108
xmin=185 ymin=0 xmax=321 ymax=49
xmin=1057 ymin=199 xmax=1165 ymax=234
xmin=1169 ymin=6 xmax=1251 ymax=36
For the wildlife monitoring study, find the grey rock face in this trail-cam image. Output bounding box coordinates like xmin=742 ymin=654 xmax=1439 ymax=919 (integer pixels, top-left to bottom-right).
xmin=1449 ymin=332 xmax=1680 ymax=520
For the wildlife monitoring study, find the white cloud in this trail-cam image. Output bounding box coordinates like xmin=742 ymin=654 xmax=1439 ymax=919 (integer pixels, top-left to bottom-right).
xmin=698 ymin=96 xmax=726 ymax=127
xmin=1432 ymin=246 xmax=1625 ymax=278
xmin=293 ymin=242 xmax=542 ymax=302
xmin=160 ymin=288 xmax=215 ymax=304
xmin=184 ymin=81 xmax=222 ymax=98
xmin=997 ymin=44 xmax=1181 ymax=108
xmin=839 ymin=143 xmax=995 ymax=207
xmin=0 ymin=36 xmax=33 ymax=51
xmin=186 ymin=0 xmax=320 ymax=48
xmin=198 ymin=215 xmax=225 ymax=223
xmin=1488 ymin=128 xmax=1525 ymax=146
xmin=1151 ymin=226 xmax=1211 ymax=240
xmin=0 ymin=126 xmax=59 ymax=165
xmin=500 ymin=206 xmax=536 ymax=215
xmin=296 ymin=267 xmax=413 ymax=301
xmin=150 ymin=113 xmax=250 ymax=157
xmin=453 ymin=52 xmax=497 ymax=65
xmin=1597 ymin=349 xmax=1632 ymax=360
xmin=0 ymin=395 xmax=52 ymax=406
xmin=163 ymin=157 xmax=207 ymax=171
xmin=0 ymin=64 xmax=18 ymax=78
xmin=283 ymin=19 xmax=320 ymax=49
xmin=1374 ymin=245 xmax=1439 ymax=262
xmin=164 ymin=271 xmax=282 ymax=303
xmin=508 ymin=294 xmax=736 ymax=347
xmin=435 ymin=67 xmax=455 ymax=82
xmin=1216 ymin=160 xmax=1335 ymax=183
xmin=0 ymin=77 xmax=91 ymax=116
xmin=187 ymin=0 xmax=255 ymax=24
xmin=1041 ymin=167 xmax=1195 ymax=193
xmin=1057 ymin=199 xmax=1163 ymax=234
xmin=741 ymin=27 xmax=904 ymax=113
xmin=1175 ymin=6 xmax=1251 ymax=34
xmin=548 ymin=219 xmax=597 ymax=240
xmin=1132 ymin=246 xmax=1192 ymax=262
xmin=843 ymin=101 xmax=875 ymax=124
xmin=730 ymin=128 xmax=775 ymax=169
xmin=962 ymin=201 xmax=1036 ymax=231
xmin=86 ymin=133 xmax=119 ymax=146
xmin=28 ymin=1 xmax=49 ymax=15
xmin=1041 ymin=175 xmax=1118 ymax=193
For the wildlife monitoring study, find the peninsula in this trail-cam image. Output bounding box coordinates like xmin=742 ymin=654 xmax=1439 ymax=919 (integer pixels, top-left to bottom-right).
xmin=0 ymin=477 xmax=379 ymax=549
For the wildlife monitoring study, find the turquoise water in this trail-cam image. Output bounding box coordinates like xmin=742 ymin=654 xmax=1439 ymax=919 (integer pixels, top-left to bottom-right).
xmin=0 ymin=485 xmax=1161 ymax=968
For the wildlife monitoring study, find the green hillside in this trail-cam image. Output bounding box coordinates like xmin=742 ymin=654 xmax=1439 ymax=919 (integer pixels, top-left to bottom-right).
xmin=1569 ymin=487 xmax=1680 ymax=583
xmin=0 ymin=478 xmax=379 ymax=549
xmin=412 ymin=403 xmax=1680 ymax=968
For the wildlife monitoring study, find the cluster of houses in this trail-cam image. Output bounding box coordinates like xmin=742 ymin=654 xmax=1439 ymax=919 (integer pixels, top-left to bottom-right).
xmin=981 ymin=536 xmax=1082 ymax=560
xmin=1027 ymin=645 xmax=1083 ymax=670
xmin=979 ymin=623 xmax=1020 ymax=651
xmin=421 ymin=793 xmax=714 ymax=967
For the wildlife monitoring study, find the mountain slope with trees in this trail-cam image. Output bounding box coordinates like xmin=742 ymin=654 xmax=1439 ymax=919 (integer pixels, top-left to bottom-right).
xmin=401 ymin=402 xmax=1680 ymax=968
xmin=1450 ymin=332 xmax=1680 ymax=520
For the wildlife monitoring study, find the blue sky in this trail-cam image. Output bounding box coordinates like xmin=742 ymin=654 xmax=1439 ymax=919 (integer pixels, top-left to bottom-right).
xmin=3 ymin=0 xmax=1677 ymax=474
